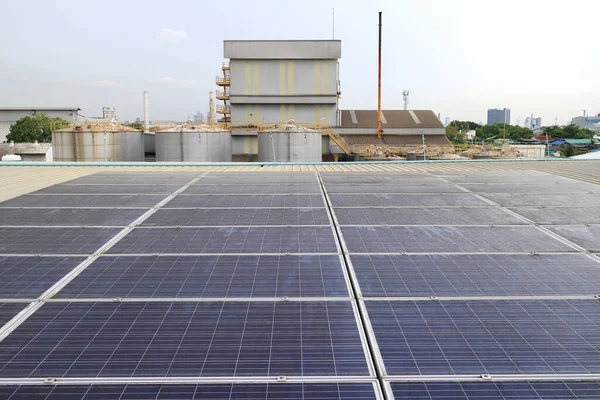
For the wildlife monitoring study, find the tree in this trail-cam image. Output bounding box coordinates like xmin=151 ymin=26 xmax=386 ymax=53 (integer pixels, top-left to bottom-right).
xmin=449 ymin=120 xmax=480 ymax=132
xmin=445 ymin=126 xmax=466 ymax=144
xmin=542 ymin=125 xmax=595 ymax=139
xmin=6 ymin=114 xmax=69 ymax=143
xmin=128 ymin=122 xmax=143 ymax=130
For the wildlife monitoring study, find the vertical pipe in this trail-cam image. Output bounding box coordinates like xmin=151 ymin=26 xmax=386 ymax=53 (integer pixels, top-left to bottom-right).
xmin=377 ymin=12 xmax=382 ymax=139
xmin=143 ymin=91 xmax=149 ymax=133
xmin=209 ymin=91 xmax=215 ymax=125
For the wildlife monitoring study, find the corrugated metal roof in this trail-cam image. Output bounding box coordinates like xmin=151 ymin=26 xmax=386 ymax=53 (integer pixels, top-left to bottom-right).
xmin=0 ymin=143 xmax=52 ymax=157
xmin=339 ymin=110 xmax=444 ymax=129
xmin=342 ymin=134 xmax=451 ymax=146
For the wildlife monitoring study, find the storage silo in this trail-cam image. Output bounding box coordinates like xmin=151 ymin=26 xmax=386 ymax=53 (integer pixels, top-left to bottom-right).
xmin=155 ymin=125 xmax=232 ymax=162
xmin=52 ymin=123 xmax=144 ymax=162
xmin=258 ymin=124 xmax=322 ymax=162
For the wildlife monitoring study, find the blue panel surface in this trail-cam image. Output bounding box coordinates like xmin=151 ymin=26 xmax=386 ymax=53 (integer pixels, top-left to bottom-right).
xmin=367 ymin=300 xmax=600 ymax=375
xmin=56 ymin=255 xmax=349 ymax=298
xmin=352 ymin=254 xmax=600 ymax=297
xmin=184 ymin=184 xmax=321 ymax=195
xmin=0 ymin=301 xmax=369 ymax=378
xmin=0 ymin=228 xmax=120 ymax=254
xmin=0 ymin=208 xmax=146 ymax=227
xmin=167 ymin=194 xmax=325 ymax=208
xmin=0 ymin=256 xmax=84 ymax=298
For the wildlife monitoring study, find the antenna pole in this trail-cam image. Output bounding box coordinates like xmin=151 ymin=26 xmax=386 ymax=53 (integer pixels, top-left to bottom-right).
xmin=377 ymin=12 xmax=383 ymax=139
xmin=332 ymin=8 xmax=335 ymax=39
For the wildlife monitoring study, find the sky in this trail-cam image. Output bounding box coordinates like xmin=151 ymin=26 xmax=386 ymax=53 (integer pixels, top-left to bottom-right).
xmin=0 ymin=0 xmax=598 ymax=126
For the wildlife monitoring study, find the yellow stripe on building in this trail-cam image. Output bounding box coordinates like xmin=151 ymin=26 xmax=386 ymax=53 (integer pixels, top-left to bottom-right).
xmin=323 ymin=61 xmax=329 ymax=94
xmin=245 ymin=105 xmax=251 ymax=123
xmin=253 ymin=61 xmax=259 ymax=95
xmin=254 ymin=105 xmax=260 ymax=124
xmin=288 ymin=105 xmax=295 ymax=121
xmin=314 ymin=61 xmax=321 ymax=94
xmin=323 ymin=105 xmax=329 ymax=125
xmin=243 ymin=137 xmax=250 ymax=153
xmin=280 ymin=104 xmax=286 ymax=123
xmin=314 ymin=105 xmax=321 ymax=124
xmin=244 ymin=62 xmax=251 ymax=95
xmin=287 ymin=61 xmax=294 ymax=95
xmin=279 ymin=62 xmax=286 ymax=95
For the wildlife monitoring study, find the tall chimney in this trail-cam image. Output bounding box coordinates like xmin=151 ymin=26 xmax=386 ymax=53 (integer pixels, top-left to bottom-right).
xmin=377 ymin=12 xmax=383 ymax=139
xmin=209 ymin=91 xmax=215 ymax=124
xmin=143 ymin=91 xmax=149 ymax=132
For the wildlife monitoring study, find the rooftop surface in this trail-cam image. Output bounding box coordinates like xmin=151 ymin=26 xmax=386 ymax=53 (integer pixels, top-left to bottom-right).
xmin=0 ymin=160 xmax=599 ymax=399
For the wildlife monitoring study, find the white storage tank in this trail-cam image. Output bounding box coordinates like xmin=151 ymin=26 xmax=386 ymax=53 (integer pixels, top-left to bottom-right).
xmin=155 ymin=125 xmax=232 ymax=162
xmin=52 ymin=123 xmax=144 ymax=162
xmin=258 ymin=123 xmax=322 ymax=162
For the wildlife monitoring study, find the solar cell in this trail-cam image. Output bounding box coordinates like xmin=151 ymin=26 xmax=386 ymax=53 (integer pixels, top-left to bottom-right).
xmin=0 ymin=194 xmax=168 ymax=208
xmin=0 ymin=228 xmax=121 ymax=254
xmin=56 ymin=255 xmax=349 ymax=298
xmin=482 ymin=193 xmax=600 ymax=208
xmin=351 ymin=254 xmax=600 ymax=297
xmin=325 ymin=185 xmax=463 ymax=194
xmin=366 ymin=300 xmax=600 ymax=375
xmin=183 ymin=184 xmax=321 ymax=195
xmin=33 ymin=185 xmax=181 ymax=195
xmin=462 ymin=183 xmax=600 ymax=194
xmin=0 ymin=256 xmax=84 ymax=298
xmin=341 ymin=226 xmax=573 ymax=253
xmin=200 ymin=175 xmax=318 ymax=184
xmin=546 ymin=225 xmax=600 ymax=252
xmin=329 ymin=194 xmax=488 ymax=207
xmin=334 ymin=207 xmax=522 ymax=226
xmin=143 ymin=208 xmax=330 ymax=226
xmin=0 ymin=301 xmax=370 ymax=378
xmin=107 ymin=227 xmax=337 ymax=254
xmin=167 ymin=195 xmax=325 ymax=208
xmin=67 ymin=172 xmax=202 ymax=185
xmin=509 ymin=207 xmax=600 ymax=225
xmin=0 ymin=303 xmax=29 ymax=327
xmin=0 ymin=383 xmax=379 ymax=400
xmin=389 ymin=381 xmax=600 ymax=399
xmin=0 ymin=208 xmax=146 ymax=227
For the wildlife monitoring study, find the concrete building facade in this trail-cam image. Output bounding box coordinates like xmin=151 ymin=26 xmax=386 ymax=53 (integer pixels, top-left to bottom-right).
xmin=487 ymin=108 xmax=511 ymax=125
xmin=0 ymin=107 xmax=80 ymax=143
xmin=224 ymin=40 xmax=341 ymax=126
xmin=571 ymin=114 xmax=600 ymax=132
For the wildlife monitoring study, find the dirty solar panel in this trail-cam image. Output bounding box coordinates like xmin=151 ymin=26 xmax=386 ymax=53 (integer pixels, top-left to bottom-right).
xmin=0 ymin=228 xmax=121 ymax=254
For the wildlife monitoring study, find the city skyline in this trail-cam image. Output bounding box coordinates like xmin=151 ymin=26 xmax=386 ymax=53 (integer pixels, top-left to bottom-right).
xmin=0 ymin=0 xmax=598 ymax=125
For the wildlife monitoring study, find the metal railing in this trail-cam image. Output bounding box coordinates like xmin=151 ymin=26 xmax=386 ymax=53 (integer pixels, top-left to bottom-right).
xmin=215 ymin=90 xmax=230 ymax=99
xmin=216 ymin=104 xmax=231 ymax=114
xmin=215 ymin=75 xmax=230 ymax=85
xmin=222 ymin=62 xmax=230 ymax=69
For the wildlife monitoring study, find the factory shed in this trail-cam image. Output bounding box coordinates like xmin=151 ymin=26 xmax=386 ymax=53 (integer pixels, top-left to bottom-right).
xmin=0 ymin=142 xmax=53 ymax=161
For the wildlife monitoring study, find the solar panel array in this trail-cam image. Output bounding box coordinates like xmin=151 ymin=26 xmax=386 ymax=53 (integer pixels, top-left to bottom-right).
xmin=0 ymin=168 xmax=599 ymax=399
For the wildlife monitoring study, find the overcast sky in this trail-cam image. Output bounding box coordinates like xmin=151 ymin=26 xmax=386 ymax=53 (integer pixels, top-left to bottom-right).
xmin=1 ymin=0 xmax=598 ymax=125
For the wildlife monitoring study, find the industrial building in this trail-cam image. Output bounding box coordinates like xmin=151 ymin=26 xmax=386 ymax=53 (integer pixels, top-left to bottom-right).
xmin=487 ymin=107 xmax=511 ymax=125
xmin=0 ymin=142 xmax=53 ymax=161
xmin=571 ymin=113 xmax=600 ymax=132
xmin=0 ymin=107 xmax=80 ymax=143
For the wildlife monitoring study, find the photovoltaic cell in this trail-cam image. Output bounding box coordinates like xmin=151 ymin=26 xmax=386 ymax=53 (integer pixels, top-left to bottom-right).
xmin=184 ymin=184 xmax=321 ymax=195
xmin=67 ymin=172 xmax=201 ymax=185
xmin=366 ymin=300 xmax=600 ymax=375
xmin=334 ymin=207 xmax=523 ymax=226
xmin=320 ymin=173 xmax=441 ymax=185
xmin=0 ymin=194 xmax=167 ymax=208
xmin=0 ymin=256 xmax=85 ymax=298
xmin=462 ymin=183 xmax=600 ymax=194
xmin=0 ymin=383 xmax=379 ymax=400
xmin=341 ymin=226 xmax=573 ymax=253
xmin=509 ymin=207 xmax=600 ymax=225
xmin=167 ymin=195 xmax=325 ymax=208
xmin=0 ymin=303 xmax=28 ymax=327
xmin=389 ymin=381 xmax=600 ymax=399
xmin=325 ymin=185 xmax=463 ymax=194
xmin=351 ymin=254 xmax=600 ymax=297
xmin=0 ymin=228 xmax=121 ymax=254
xmin=546 ymin=225 xmax=600 ymax=252
xmin=329 ymin=194 xmax=488 ymax=207
xmin=0 ymin=208 xmax=146 ymax=227
xmin=0 ymin=301 xmax=370 ymax=378
xmin=482 ymin=193 xmax=600 ymax=208
xmin=143 ymin=208 xmax=330 ymax=226
xmin=33 ymin=185 xmax=181 ymax=195
xmin=107 ymin=227 xmax=337 ymax=254
xmin=56 ymin=255 xmax=349 ymax=298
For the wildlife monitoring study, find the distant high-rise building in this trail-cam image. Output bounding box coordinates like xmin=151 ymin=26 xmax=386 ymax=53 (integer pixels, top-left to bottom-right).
xmin=444 ymin=117 xmax=450 ymax=126
xmin=136 ymin=117 xmax=141 ymax=122
xmin=102 ymin=106 xmax=116 ymax=121
xmin=193 ymin=112 xmax=204 ymax=122
xmin=524 ymin=116 xmax=542 ymax=129
xmin=487 ymin=108 xmax=510 ymax=125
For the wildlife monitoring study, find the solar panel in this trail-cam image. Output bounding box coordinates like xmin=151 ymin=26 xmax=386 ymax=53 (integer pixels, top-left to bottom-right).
xmin=482 ymin=193 xmax=600 ymax=208
xmin=56 ymin=255 xmax=349 ymax=298
xmin=334 ymin=207 xmax=523 ymax=226
xmin=341 ymin=226 xmax=574 ymax=253
xmin=0 ymin=383 xmax=380 ymax=400
xmin=183 ymin=184 xmax=322 ymax=195
xmin=0 ymin=194 xmax=168 ymax=208
xmin=33 ymin=184 xmax=181 ymax=195
xmin=509 ymin=207 xmax=600 ymax=225
xmin=0 ymin=228 xmax=121 ymax=254
xmin=167 ymin=194 xmax=325 ymax=208
xmin=0 ymin=303 xmax=29 ymax=327
xmin=0 ymin=208 xmax=146 ymax=227
xmin=0 ymin=256 xmax=84 ymax=298
xmin=462 ymin=183 xmax=600 ymax=194
xmin=67 ymin=172 xmax=202 ymax=185
xmin=389 ymin=381 xmax=600 ymax=399
xmin=329 ymin=194 xmax=489 ymax=207
xmin=366 ymin=300 xmax=600 ymax=375
xmin=107 ymin=227 xmax=338 ymax=254
xmin=351 ymin=254 xmax=600 ymax=297
xmin=326 ymin=185 xmax=463 ymax=194
xmin=201 ymin=175 xmax=318 ymax=184
xmin=0 ymin=301 xmax=370 ymax=378
xmin=546 ymin=225 xmax=600 ymax=252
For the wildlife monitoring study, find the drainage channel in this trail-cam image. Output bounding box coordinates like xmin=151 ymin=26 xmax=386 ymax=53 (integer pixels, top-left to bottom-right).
xmin=315 ymin=171 xmax=388 ymax=400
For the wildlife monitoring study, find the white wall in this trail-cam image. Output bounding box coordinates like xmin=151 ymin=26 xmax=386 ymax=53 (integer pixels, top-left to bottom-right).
xmin=231 ymin=104 xmax=337 ymax=125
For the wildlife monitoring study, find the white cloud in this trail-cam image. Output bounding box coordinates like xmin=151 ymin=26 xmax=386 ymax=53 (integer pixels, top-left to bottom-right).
xmin=156 ymin=76 xmax=196 ymax=88
xmin=156 ymin=29 xmax=188 ymax=44
xmin=95 ymin=79 xmax=120 ymax=87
